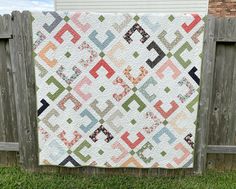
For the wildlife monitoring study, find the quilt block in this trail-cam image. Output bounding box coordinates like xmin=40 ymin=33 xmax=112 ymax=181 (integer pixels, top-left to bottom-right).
xmin=33 ymin=12 xmax=205 ymax=168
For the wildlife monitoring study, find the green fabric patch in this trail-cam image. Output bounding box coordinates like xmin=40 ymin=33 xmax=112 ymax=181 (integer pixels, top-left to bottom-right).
xmin=133 ymin=51 xmax=139 ymax=58
xmin=98 ymin=15 xmax=105 ymax=22
xmin=168 ymin=15 xmax=175 ymax=22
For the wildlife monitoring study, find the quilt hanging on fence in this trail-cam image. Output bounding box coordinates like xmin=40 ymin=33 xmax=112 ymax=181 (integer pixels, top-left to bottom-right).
xmin=33 ymin=12 xmax=205 ymax=168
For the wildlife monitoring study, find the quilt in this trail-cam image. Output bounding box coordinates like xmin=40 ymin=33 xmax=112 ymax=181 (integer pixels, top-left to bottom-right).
xmin=32 ymin=12 xmax=205 ymax=168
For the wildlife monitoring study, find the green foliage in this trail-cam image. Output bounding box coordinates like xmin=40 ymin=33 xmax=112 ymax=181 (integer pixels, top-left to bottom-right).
xmin=0 ymin=167 xmax=236 ymax=189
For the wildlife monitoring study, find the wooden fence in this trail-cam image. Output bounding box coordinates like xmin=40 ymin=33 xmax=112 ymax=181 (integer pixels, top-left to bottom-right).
xmin=1 ymin=11 xmax=236 ymax=176
xmin=198 ymin=16 xmax=236 ymax=171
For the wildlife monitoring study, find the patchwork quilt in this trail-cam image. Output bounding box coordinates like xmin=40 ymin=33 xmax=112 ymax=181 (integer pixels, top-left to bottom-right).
xmin=33 ymin=12 xmax=205 ymax=168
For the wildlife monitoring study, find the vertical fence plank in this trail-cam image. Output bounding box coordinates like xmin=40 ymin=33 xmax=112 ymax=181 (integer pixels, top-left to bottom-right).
xmin=10 ymin=11 xmax=37 ymax=171
xmin=194 ymin=15 xmax=216 ymax=174
xmin=211 ymin=41 xmax=232 ymax=170
xmin=10 ymin=11 xmax=27 ymax=167
xmin=220 ymin=18 xmax=236 ymax=171
xmin=206 ymin=17 xmax=219 ymax=170
xmin=231 ymin=41 xmax=236 ymax=171
xmin=3 ymin=14 xmax=18 ymax=166
xmin=21 ymin=11 xmax=39 ymax=171
xmin=212 ymin=17 xmax=226 ymax=171
xmin=0 ymin=32 xmax=8 ymax=165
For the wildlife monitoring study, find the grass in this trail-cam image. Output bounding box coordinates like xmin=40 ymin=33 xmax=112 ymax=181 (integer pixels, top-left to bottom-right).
xmin=0 ymin=167 xmax=236 ymax=189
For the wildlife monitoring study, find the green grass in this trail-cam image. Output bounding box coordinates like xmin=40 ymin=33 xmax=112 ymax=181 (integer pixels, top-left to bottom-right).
xmin=0 ymin=167 xmax=236 ymax=189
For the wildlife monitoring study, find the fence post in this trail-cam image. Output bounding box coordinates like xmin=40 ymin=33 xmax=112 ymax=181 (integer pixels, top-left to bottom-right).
xmin=11 ymin=11 xmax=38 ymax=171
xmin=194 ymin=15 xmax=216 ymax=174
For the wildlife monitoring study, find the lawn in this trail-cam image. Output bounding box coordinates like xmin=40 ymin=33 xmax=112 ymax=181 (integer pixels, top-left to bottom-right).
xmin=0 ymin=167 xmax=236 ymax=189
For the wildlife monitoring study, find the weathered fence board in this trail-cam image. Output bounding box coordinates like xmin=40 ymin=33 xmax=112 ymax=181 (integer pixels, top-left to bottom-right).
xmin=193 ymin=15 xmax=216 ymax=174
xmin=0 ymin=34 xmax=11 ymax=39
xmin=208 ymin=145 xmax=236 ymax=154
xmin=0 ymin=14 xmax=18 ymax=166
xmin=4 ymin=14 xmax=19 ymax=167
xmin=9 ymin=11 xmax=38 ymax=171
xmin=0 ymin=38 xmax=8 ymax=165
xmin=0 ymin=142 xmax=19 ymax=151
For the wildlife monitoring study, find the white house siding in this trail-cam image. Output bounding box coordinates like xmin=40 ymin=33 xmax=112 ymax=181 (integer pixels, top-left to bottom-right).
xmin=55 ymin=0 xmax=208 ymax=14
